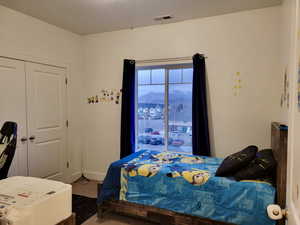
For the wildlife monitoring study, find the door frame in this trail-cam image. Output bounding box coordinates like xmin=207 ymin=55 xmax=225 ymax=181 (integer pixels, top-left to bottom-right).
xmin=286 ymin=0 xmax=300 ymax=223
xmin=0 ymin=50 xmax=73 ymax=183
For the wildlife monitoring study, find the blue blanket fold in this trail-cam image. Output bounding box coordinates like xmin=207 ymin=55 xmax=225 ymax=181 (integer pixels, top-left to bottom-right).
xmin=97 ymin=150 xmax=146 ymax=204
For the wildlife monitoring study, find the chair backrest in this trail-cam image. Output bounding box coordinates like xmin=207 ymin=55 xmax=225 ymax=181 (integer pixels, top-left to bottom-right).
xmin=0 ymin=121 xmax=17 ymax=144
xmin=0 ymin=121 xmax=17 ymax=180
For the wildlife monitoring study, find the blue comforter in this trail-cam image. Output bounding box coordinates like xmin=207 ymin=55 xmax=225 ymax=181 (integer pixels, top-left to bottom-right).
xmin=98 ymin=150 xmax=275 ymax=225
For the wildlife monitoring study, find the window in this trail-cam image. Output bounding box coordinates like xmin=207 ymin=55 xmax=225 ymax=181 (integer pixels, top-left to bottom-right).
xmin=136 ymin=64 xmax=193 ymax=153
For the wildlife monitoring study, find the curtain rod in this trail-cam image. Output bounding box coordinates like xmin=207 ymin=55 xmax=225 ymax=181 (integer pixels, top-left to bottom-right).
xmin=136 ymin=55 xmax=207 ymax=64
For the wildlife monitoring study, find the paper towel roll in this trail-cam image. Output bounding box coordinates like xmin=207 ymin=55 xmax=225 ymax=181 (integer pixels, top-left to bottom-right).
xmin=267 ymin=204 xmax=283 ymax=220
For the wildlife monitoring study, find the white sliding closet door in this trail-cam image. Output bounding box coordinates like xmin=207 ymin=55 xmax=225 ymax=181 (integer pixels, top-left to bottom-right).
xmin=26 ymin=62 xmax=67 ymax=181
xmin=0 ymin=57 xmax=28 ymax=176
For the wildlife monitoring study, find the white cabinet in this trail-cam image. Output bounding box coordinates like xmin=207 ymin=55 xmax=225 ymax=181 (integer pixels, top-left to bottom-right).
xmin=0 ymin=57 xmax=67 ymax=181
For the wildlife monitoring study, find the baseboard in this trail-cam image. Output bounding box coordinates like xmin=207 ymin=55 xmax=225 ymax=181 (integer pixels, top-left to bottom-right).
xmin=83 ymin=171 xmax=106 ymax=181
xmin=70 ymin=171 xmax=82 ymax=183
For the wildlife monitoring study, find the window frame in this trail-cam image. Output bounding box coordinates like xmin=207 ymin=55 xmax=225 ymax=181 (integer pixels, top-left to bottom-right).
xmin=135 ymin=63 xmax=193 ymax=153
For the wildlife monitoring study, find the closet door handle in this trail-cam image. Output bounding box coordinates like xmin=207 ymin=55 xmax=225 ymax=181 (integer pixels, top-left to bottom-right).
xmin=21 ymin=137 xmax=28 ymax=142
xmin=29 ymin=136 xmax=36 ymax=141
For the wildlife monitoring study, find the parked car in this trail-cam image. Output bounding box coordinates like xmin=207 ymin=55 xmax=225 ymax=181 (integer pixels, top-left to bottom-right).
xmin=151 ymin=131 xmax=160 ymax=135
xmin=167 ymin=137 xmax=173 ymax=145
xmin=160 ymin=137 xmax=173 ymax=145
xmin=144 ymin=128 xmax=153 ymax=133
xmin=171 ymin=139 xmax=184 ymax=146
xmin=150 ymin=115 xmax=162 ymax=120
xmin=138 ymin=135 xmax=151 ymax=144
xmin=138 ymin=115 xmax=145 ymax=120
xmin=150 ymin=137 xmax=164 ymax=145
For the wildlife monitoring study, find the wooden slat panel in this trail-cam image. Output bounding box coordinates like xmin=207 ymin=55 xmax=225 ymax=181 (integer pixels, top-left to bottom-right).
xmin=100 ymin=201 xmax=235 ymax=225
xmin=271 ymin=122 xmax=288 ymax=225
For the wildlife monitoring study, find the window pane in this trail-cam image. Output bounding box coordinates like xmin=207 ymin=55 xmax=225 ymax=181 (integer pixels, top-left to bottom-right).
xmin=182 ymin=68 xmax=193 ymax=83
xmin=168 ymin=84 xmax=192 ymax=153
xmin=151 ymin=69 xmax=165 ymax=84
xmin=137 ymin=84 xmax=165 ymax=152
xmin=169 ymin=69 xmax=182 ymax=83
xmin=138 ymin=70 xmax=150 ymax=85
xmin=136 ymin=66 xmax=193 ymax=154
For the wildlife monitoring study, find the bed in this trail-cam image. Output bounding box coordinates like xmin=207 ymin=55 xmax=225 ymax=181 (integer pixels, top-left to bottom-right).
xmin=97 ymin=122 xmax=287 ymax=225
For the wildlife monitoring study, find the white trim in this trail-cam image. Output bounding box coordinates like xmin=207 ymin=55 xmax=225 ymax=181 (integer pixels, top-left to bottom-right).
xmin=69 ymin=171 xmax=82 ymax=184
xmin=137 ymin=60 xmax=192 ymax=67
xmin=288 ymin=201 xmax=300 ymax=225
xmin=136 ymin=56 xmax=206 ymax=66
xmin=136 ymin=56 xmax=193 ymax=64
xmin=83 ymin=171 xmax=106 ymax=181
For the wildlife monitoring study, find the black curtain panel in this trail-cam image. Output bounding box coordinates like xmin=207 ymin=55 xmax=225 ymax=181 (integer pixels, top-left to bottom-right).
xmin=192 ymin=53 xmax=211 ymax=156
xmin=120 ymin=59 xmax=136 ymax=158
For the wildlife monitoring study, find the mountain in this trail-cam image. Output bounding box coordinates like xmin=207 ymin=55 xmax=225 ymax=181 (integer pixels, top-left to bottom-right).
xmin=139 ymin=92 xmax=164 ymax=104
xmin=138 ymin=90 xmax=192 ymax=122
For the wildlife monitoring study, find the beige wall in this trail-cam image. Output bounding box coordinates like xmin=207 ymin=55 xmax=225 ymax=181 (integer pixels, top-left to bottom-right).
xmin=0 ymin=5 xmax=84 ymax=182
xmin=82 ymin=6 xmax=283 ymax=180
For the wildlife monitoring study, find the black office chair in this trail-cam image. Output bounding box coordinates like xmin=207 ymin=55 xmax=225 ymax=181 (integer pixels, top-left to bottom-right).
xmin=0 ymin=121 xmax=17 ymax=180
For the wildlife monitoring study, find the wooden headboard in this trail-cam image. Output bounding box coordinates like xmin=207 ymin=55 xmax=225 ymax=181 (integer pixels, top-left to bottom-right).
xmin=271 ymin=122 xmax=288 ymax=225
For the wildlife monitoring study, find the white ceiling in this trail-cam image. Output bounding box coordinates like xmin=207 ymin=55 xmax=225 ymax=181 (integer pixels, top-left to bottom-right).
xmin=0 ymin=0 xmax=282 ymax=35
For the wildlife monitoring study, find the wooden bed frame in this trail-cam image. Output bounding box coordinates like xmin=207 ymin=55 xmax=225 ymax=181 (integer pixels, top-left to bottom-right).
xmin=271 ymin=122 xmax=288 ymax=225
xmin=97 ymin=122 xmax=288 ymax=225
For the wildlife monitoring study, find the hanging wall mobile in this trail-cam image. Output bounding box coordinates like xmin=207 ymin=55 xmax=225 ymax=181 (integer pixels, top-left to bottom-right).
xmin=87 ymin=89 xmax=122 ymax=105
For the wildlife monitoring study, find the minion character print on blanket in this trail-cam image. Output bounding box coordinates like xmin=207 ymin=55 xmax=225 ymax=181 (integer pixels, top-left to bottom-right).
xmin=167 ymin=169 xmax=210 ymax=186
xmin=124 ymin=163 xmax=162 ymax=177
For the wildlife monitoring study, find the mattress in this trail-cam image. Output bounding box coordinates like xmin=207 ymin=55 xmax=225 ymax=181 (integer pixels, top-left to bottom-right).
xmin=98 ymin=150 xmax=275 ymax=225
